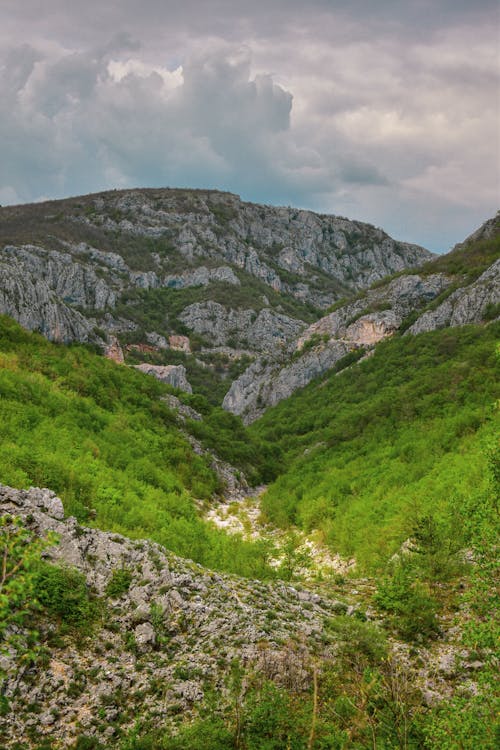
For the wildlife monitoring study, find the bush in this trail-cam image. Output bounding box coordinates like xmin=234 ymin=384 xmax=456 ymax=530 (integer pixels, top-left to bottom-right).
xmin=162 ymin=718 xmax=234 ymax=749
xmin=33 ymin=562 xmax=99 ymax=632
xmin=105 ymin=568 xmax=133 ymax=598
xmin=375 ymin=564 xmax=440 ymax=641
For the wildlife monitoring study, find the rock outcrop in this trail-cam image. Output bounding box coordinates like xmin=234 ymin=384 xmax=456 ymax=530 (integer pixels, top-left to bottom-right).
xmin=179 ymin=301 xmax=305 ymax=350
xmin=223 ymin=252 xmax=499 ymax=422
xmin=223 ymin=340 xmax=352 ymax=423
xmin=223 ymin=272 xmax=451 ymax=422
xmin=133 ymin=363 xmax=193 ymax=393
xmin=0 ymin=188 xmax=432 ymax=352
xmin=407 ymin=259 xmax=500 ymax=335
xmin=297 ymin=273 xmax=450 ymax=349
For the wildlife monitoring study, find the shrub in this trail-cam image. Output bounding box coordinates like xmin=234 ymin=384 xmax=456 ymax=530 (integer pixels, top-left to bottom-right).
xmin=33 ymin=562 xmax=99 ymax=632
xmin=375 ymin=564 xmax=440 ymax=641
xmin=105 ymin=568 xmax=133 ymax=598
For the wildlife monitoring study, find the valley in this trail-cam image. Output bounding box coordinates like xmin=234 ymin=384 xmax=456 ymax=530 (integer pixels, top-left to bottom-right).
xmin=0 ymin=192 xmax=498 ymax=748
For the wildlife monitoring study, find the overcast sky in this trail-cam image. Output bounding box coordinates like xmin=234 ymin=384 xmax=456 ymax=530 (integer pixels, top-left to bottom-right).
xmin=1 ymin=1 xmax=498 ymax=251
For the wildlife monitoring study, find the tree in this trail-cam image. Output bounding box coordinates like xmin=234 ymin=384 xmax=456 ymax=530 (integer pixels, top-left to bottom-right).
xmin=0 ymin=514 xmax=57 ymax=701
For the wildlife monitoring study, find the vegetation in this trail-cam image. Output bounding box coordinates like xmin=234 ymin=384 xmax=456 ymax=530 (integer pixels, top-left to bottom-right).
xmin=0 ymin=315 xmax=277 ymax=578
xmin=251 ymin=323 xmax=500 ymax=569
xmin=33 ymin=561 xmax=100 ymax=634
xmin=0 ymin=515 xmax=57 ymax=701
xmin=123 ymin=344 xmax=253 ymax=406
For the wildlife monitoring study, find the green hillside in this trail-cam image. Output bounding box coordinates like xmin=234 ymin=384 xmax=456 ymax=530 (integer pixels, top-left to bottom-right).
xmin=0 ymin=315 xmax=276 ymax=578
xmin=251 ymin=323 xmax=500 ymax=570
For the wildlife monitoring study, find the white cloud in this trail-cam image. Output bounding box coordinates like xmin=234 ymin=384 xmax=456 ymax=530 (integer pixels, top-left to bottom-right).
xmin=0 ymin=2 xmax=498 ymax=250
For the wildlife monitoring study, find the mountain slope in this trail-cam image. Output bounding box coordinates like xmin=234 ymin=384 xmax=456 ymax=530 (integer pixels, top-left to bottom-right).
xmin=249 ymin=322 xmax=499 ymax=569
xmin=0 ymin=189 xmax=431 ymax=404
xmin=0 ymin=315 xmax=280 ymax=578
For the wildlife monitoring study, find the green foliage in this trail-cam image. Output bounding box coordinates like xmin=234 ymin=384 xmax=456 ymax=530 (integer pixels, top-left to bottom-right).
xmin=72 ymin=737 xmax=106 ymax=750
xmin=0 ymin=516 xmax=57 ymax=680
xmin=105 ymin=568 xmax=133 ymax=598
xmin=33 ymin=562 xmax=99 ymax=633
xmin=276 ymin=531 xmax=312 ymax=580
xmin=115 ymin=271 xmax=319 ymax=352
xmin=419 ymin=228 xmax=500 ymax=282
xmin=423 ymin=691 xmax=499 ymax=749
xmin=161 ymin=718 xmax=234 ymax=749
xmin=252 ymin=324 xmax=500 ymax=569
xmin=374 ymin=564 xmax=440 ymax=641
xmin=241 ymin=681 xmax=305 ymax=749
xmin=420 ymin=439 xmax=500 ymax=746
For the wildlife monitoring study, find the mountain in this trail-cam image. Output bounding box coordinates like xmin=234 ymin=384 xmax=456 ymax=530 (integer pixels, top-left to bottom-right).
xmin=0 ymin=188 xmax=431 ymax=402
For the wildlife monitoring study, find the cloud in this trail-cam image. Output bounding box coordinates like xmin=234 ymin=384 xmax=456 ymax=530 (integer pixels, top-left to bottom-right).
xmin=0 ymin=1 xmax=498 ymax=250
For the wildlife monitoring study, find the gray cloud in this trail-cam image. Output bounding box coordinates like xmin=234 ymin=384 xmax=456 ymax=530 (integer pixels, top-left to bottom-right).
xmin=0 ymin=1 xmax=498 ymax=250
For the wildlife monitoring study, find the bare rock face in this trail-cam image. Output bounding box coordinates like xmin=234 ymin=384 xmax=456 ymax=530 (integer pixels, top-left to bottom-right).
xmin=164 ymin=265 xmax=240 ymax=289
xmin=179 ymin=301 xmax=305 ymax=351
xmin=223 ymin=340 xmax=352 ymax=423
xmin=223 ymin=272 xmax=451 ymax=422
xmin=344 ymin=311 xmax=400 ymax=346
xmin=104 ymin=335 xmax=125 ymax=364
xmin=0 ymin=189 xmax=433 ymax=353
xmin=407 ymin=259 xmax=500 ymax=335
xmin=297 ymin=273 xmax=450 ymax=349
xmin=168 ymin=334 xmax=191 ymax=353
xmin=133 ymin=363 xmax=193 ymax=393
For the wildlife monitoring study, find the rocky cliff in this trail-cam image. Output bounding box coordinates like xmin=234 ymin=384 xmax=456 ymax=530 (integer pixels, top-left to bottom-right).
xmin=1 ymin=191 xmax=498 ymax=419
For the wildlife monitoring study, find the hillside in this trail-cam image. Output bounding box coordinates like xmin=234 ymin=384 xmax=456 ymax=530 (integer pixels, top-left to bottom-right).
xmin=250 ymin=323 xmax=499 ymax=568
xmin=225 ymin=212 xmax=500 ymax=421
xmin=0 ymin=315 xmax=280 ymax=579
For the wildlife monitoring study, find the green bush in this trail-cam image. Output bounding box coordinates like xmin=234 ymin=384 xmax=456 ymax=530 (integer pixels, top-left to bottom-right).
xmin=375 ymin=564 xmax=440 ymax=641
xmin=105 ymin=568 xmax=133 ymax=598
xmin=33 ymin=562 xmax=99 ymax=632
xmin=162 ymin=718 xmax=234 ymax=749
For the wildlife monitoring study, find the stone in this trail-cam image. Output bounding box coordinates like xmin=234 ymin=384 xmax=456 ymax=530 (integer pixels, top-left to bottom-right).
xmin=168 ymin=334 xmax=191 ymax=353
xmin=133 ymin=364 xmax=193 ymax=393
xmin=134 ymin=622 xmax=156 ymax=652
xmin=104 ymin=336 xmax=125 ymax=364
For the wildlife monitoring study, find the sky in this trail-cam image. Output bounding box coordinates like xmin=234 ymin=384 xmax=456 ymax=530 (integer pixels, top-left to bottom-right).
xmin=1 ymin=1 xmax=499 ymax=252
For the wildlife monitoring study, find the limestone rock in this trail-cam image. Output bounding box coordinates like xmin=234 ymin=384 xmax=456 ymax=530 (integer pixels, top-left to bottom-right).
xmin=223 ymin=340 xmax=352 ymax=423
xmin=145 ymin=331 xmax=170 ymax=349
xmin=168 ymin=334 xmax=191 ymax=353
xmin=344 ymin=310 xmax=400 ymax=345
xmin=134 ymin=622 xmax=156 ymax=652
xmin=163 ymin=265 xmax=240 ymax=289
xmin=179 ymin=301 xmax=305 ymax=351
xmin=297 ymin=273 xmax=449 ymax=349
xmin=133 ymin=363 xmax=193 ymax=393
xmin=104 ymin=335 xmax=125 ymax=364
xmin=407 ymin=259 xmax=500 ymax=335
xmin=0 ymin=484 xmax=351 ymax=747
